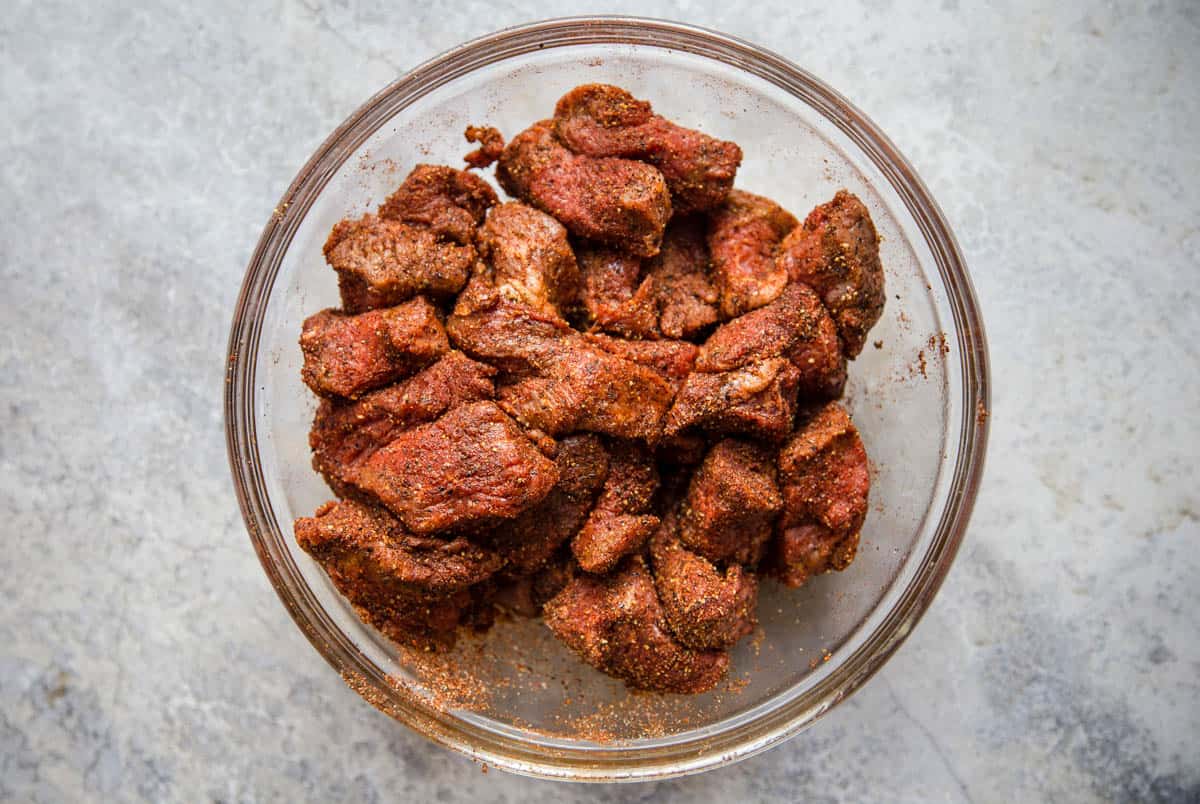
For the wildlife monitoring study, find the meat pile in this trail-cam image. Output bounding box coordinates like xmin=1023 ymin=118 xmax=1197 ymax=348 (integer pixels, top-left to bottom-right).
xmin=294 ymin=85 xmax=884 ymax=694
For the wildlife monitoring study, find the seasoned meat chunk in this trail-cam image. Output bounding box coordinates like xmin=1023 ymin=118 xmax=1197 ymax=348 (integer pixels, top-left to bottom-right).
xmin=543 ymin=556 xmax=729 ymax=693
xmin=576 ymin=243 xmax=658 ymax=338
xmin=679 ymin=439 xmax=782 ymax=565
xmin=451 ymin=270 xmax=677 ymax=442
xmin=650 ymin=512 xmax=758 ymax=650
xmin=540 ymin=435 xmax=611 ymax=502
xmin=572 ymin=512 xmax=656 ymax=576
xmin=446 ymin=275 xmax=573 ymax=374
xmin=572 ymin=442 xmax=660 ymax=574
xmin=583 ymin=334 xmax=697 ymax=390
xmin=706 ymin=189 xmax=798 ymax=318
xmin=295 ymin=499 xmax=501 ymax=649
xmin=576 ymin=217 xmax=718 ymax=340
xmin=377 ymin=163 xmax=497 ymax=245
xmin=553 ymin=84 xmax=742 ymax=214
xmin=355 ymin=401 xmax=559 ymax=534
xmin=324 ymin=214 xmax=475 ymax=313
xmin=296 ymin=499 xmax=501 ymax=593
xmin=485 ymin=434 xmax=610 ymax=577
xmin=463 ymin=125 xmax=506 ymax=169
xmin=644 ymin=215 xmax=720 ymax=339
xmin=772 ymin=524 xmax=861 ymax=591
xmin=777 ymin=190 xmax=885 ymax=357
xmin=299 ymin=298 xmax=448 ymax=399
xmin=497 ymin=119 xmax=672 ymax=257
xmin=786 ymin=311 xmax=848 ymax=401
xmin=665 ymin=357 xmax=801 ymax=442
xmin=372 ymin=588 xmax=478 ymax=650
xmin=770 ymin=403 xmax=870 ymax=587
xmin=309 ymin=351 xmax=495 ymax=495
xmin=778 ymin=403 xmax=870 ymax=536
xmin=696 ymin=282 xmax=846 ymax=400
xmin=478 ymin=201 xmax=580 ymax=317
xmin=497 ymin=341 xmax=675 ymax=441
xmin=664 ymin=282 xmax=845 ymax=439
xmin=706 ymin=363 xmax=803 ymax=441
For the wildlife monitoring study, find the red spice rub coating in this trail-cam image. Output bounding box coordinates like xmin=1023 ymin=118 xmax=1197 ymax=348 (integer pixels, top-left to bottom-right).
xmin=650 ymin=511 xmax=758 ymax=650
xmin=696 ymin=282 xmax=846 ymax=401
xmin=377 ymin=163 xmax=497 ymax=245
xmin=678 ymin=439 xmax=782 ymax=565
xmin=776 ymin=190 xmax=885 ymax=358
xmin=644 ymin=215 xmax=721 ymax=339
xmin=309 ymin=351 xmax=496 ymax=496
xmin=296 ymin=499 xmax=501 ymax=594
xmin=663 ymin=282 xmax=846 ymax=440
xmin=355 ymin=401 xmax=559 ymax=534
xmin=325 ymin=214 xmax=475 ymax=313
xmin=706 ymin=189 xmax=798 ymax=318
xmin=485 ymin=434 xmax=610 ymax=577
xmin=665 ymin=357 xmax=802 ymax=442
xmin=543 ymin=556 xmax=729 ymax=694
xmin=571 ymin=441 xmax=661 ymax=574
xmin=463 ymin=125 xmax=506 ymax=169
xmin=770 ymin=403 xmax=870 ymax=587
xmin=497 ymin=119 xmax=672 ymax=258
xmin=477 ymin=201 xmax=580 ymax=317
xmin=295 ymin=499 xmax=501 ymax=650
xmin=496 ymin=341 xmax=675 ymax=442
xmin=450 ymin=270 xmax=678 ymax=442
xmin=299 ymin=298 xmax=448 ymax=399
xmin=553 ymin=84 xmax=742 ymax=214
xmin=446 ymin=274 xmax=574 ymax=374
xmin=575 ymin=243 xmax=659 ymax=338
xmin=575 ymin=217 xmax=719 ymax=341
xmin=583 ymin=333 xmax=697 ymax=391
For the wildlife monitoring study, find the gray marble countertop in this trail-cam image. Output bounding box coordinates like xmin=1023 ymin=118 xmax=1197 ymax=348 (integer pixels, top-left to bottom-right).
xmin=2 ymin=1 xmax=1197 ymax=801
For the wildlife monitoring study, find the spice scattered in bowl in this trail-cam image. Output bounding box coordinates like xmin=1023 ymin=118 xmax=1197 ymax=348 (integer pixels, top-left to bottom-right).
xmin=293 ymin=84 xmax=884 ymax=694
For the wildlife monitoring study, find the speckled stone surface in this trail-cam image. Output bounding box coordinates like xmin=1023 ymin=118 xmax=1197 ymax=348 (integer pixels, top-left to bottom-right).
xmin=2 ymin=1 xmax=1198 ymax=801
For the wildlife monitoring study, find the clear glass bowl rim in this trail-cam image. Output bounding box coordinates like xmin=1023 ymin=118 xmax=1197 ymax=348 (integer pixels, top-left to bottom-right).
xmin=224 ymin=15 xmax=991 ymax=782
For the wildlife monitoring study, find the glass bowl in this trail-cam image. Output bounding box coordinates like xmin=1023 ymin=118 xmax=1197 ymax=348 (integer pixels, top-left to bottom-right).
xmin=225 ymin=16 xmax=990 ymax=782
